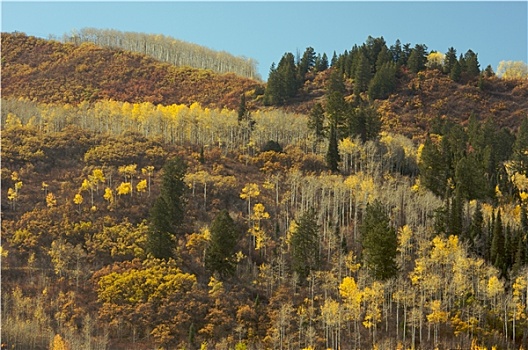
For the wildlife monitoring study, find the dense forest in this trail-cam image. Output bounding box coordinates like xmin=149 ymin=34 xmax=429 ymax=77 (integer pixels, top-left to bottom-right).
xmin=1 ymin=32 xmax=528 ymax=350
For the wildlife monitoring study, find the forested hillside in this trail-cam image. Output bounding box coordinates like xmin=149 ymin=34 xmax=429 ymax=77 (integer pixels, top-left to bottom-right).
xmin=1 ymin=32 xmax=528 ymax=350
xmin=1 ymin=33 xmax=262 ymax=109
xmin=60 ymin=28 xmax=260 ymax=80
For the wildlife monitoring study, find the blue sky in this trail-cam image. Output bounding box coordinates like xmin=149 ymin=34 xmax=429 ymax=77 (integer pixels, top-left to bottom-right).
xmin=2 ymin=1 xmax=527 ymax=80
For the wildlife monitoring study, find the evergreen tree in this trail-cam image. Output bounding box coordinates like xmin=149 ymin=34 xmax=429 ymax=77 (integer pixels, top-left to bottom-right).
xmin=491 ymin=209 xmax=506 ymax=276
xmin=326 ymin=124 xmax=340 ymax=173
xmin=349 ymin=105 xmax=381 ymax=143
xmin=331 ymin=51 xmax=338 ymax=67
xmin=290 ymin=208 xmax=320 ymax=281
xmin=237 ymin=93 xmax=247 ymax=122
xmin=407 ymin=44 xmax=428 ymax=73
xmin=325 ymin=69 xmax=348 ymax=138
xmin=368 ymin=62 xmax=397 ymax=100
xmin=314 ymin=53 xmax=329 ymax=72
xmin=389 ymin=39 xmax=403 ymax=65
xmin=353 ymin=51 xmax=371 ymax=96
xmin=469 ymin=201 xmax=485 ymax=256
xmin=204 ymin=209 xmax=239 ymax=278
xmin=360 ymin=200 xmax=398 ymax=280
xmin=419 ymin=136 xmax=449 ymax=198
xmin=375 ymin=45 xmax=392 ymax=72
xmin=147 ymin=157 xmax=187 ymax=259
xmin=443 ymin=47 xmax=457 ymax=74
xmin=308 ymin=102 xmax=325 ymax=144
xmin=455 ymin=154 xmax=488 ymax=201
xmin=448 ymin=187 xmax=464 ymax=236
xmin=513 ymin=117 xmax=528 ymax=174
xmin=450 ymin=60 xmax=462 ymax=82
xmin=463 ymin=49 xmax=480 ymax=78
xmin=298 ymin=47 xmax=316 ymax=81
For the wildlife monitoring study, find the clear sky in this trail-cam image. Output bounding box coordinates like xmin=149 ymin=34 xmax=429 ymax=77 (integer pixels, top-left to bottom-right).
xmin=2 ymin=1 xmax=527 ymax=80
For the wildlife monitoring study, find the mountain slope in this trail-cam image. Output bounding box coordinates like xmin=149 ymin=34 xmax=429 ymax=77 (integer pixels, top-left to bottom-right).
xmin=1 ymin=32 xmax=263 ymax=109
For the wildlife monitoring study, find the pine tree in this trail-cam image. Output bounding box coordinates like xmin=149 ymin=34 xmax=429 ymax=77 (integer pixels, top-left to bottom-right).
xmin=238 ymin=93 xmax=247 ymax=122
xmin=443 ymin=47 xmax=457 ymax=74
xmin=290 ymin=208 xmax=320 ymax=281
xmin=513 ymin=117 xmax=528 ymax=174
xmin=326 ymin=124 xmax=340 ymax=173
xmin=450 ymin=61 xmax=462 ymax=82
xmin=353 ymin=51 xmax=371 ymax=96
xmin=147 ymin=157 xmax=187 ymax=259
xmin=204 ymin=210 xmax=239 ymax=279
xmin=360 ymin=200 xmax=398 ymax=280
xmin=308 ymin=103 xmax=325 ymax=144
xmin=368 ymin=62 xmax=397 ymax=100
xmin=491 ymin=209 xmax=506 ymax=276
xmin=469 ymin=201 xmax=485 ymax=256
xmin=463 ymin=49 xmax=480 ymax=78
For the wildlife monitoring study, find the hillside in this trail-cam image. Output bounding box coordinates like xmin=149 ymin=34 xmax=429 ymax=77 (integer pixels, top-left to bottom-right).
xmin=61 ymin=28 xmax=260 ymax=80
xmin=1 ymin=32 xmax=263 ymax=109
xmin=281 ymin=65 xmax=528 ymax=141
xmin=2 ymin=32 xmax=528 ymax=350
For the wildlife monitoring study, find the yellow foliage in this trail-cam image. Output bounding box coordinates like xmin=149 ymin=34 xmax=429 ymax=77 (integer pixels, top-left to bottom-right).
xmin=427 ymin=299 xmax=448 ymax=324
xmin=208 ymin=276 xmax=224 ymax=297
xmin=240 ymin=183 xmax=260 ymax=200
xmin=103 ymin=187 xmax=114 ymax=203
xmin=136 ymin=179 xmax=147 ymax=193
xmin=50 ymin=334 xmax=70 ymax=350
xmin=46 ymin=192 xmax=57 ymax=207
xmin=487 ymin=276 xmax=503 ymax=299
xmin=73 ymin=193 xmax=83 ymax=205
xmin=497 ymin=60 xmax=528 ymax=80
xmin=117 ymin=182 xmax=132 ymax=196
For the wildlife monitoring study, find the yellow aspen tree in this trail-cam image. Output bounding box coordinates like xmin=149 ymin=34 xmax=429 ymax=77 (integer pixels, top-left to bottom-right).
xmin=117 ymin=182 xmax=132 ymax=196
xmin=141 ymin=165 xmax=155 ymax=197
xmin=339 ymin=276 xmax=363 ymax=347
xmin=362 ymin=281 xmax=384 ymax=345
xmin=46 ymin=192 xmax=57 ymax=208
xmin=73 ymin=193 xmax=83 ymax=213
xmin=497 ymin=60 xmax=528 ymax=80
xmin=103 ymin=187 xmax=114 ymax=209
xmin=240 ymin=183 xmax=260 ymax=254
xmin=136 ymin=179 xmax=147 ymax=195
xmin=50 ymin=334 xmax=70 ymax=350
xmin=397 ymin=225 xmax=413 ymax=271
xmin=426 ymin=51 xmax=445 ymax=70
xmin=41 ymin=181 xmax=49 ymax=196
xmin=320 ymin=298 xmax=341 ymax=349
xmin=251 ymin=203 xmax=270 ymax=255
xmin=426 ymin=299 xmax=448 ymax=345
xmin=511 ymin=273 xmax=527 ymax=344
xmin=118 ymin=164 xmax=137 ymax=196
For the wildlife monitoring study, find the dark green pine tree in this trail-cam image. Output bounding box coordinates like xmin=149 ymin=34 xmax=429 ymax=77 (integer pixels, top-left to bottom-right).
xmin=308 ymin=103 xmax=325 ymax=145
xmin=147 ymin=157 xmax=187 ymax=259
xmin=290 ymin=208 xmax=321 ymax=282
xmin=463 ymin=49 xmax=480 ymax=78
xmin=450 ymin=60 xmax=462 ymax=82
xmin=513 ymin=117 xmax=528 ymax=175
xmin=368 ymin=62 xmax=397 ymax=100
xmin=419 ymin=137 xmax=449 ymax=198
xmin=238 ymin=93 xmax=247 ymax=122
xmin=360 ymin=200 xmax=398 ymax=280
xmin=407 ymin=44 xmax=428 ymax=73
xmin=491 ymin=209 xmax=507 ymax=276
xmin=448 ymin=187 xmax=464 ymax=236
xmin=326 ymin=124 xmax=340 ymax=173
xmin=353 ymin=51 xmax=371 ymax=96
xmin=443 ymin=47 xmax=458 ymax=74
xmin=469 ymin=201 xmax=485 ymax=256
xmin=204 ymin=209 xmax=239 ymax=279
